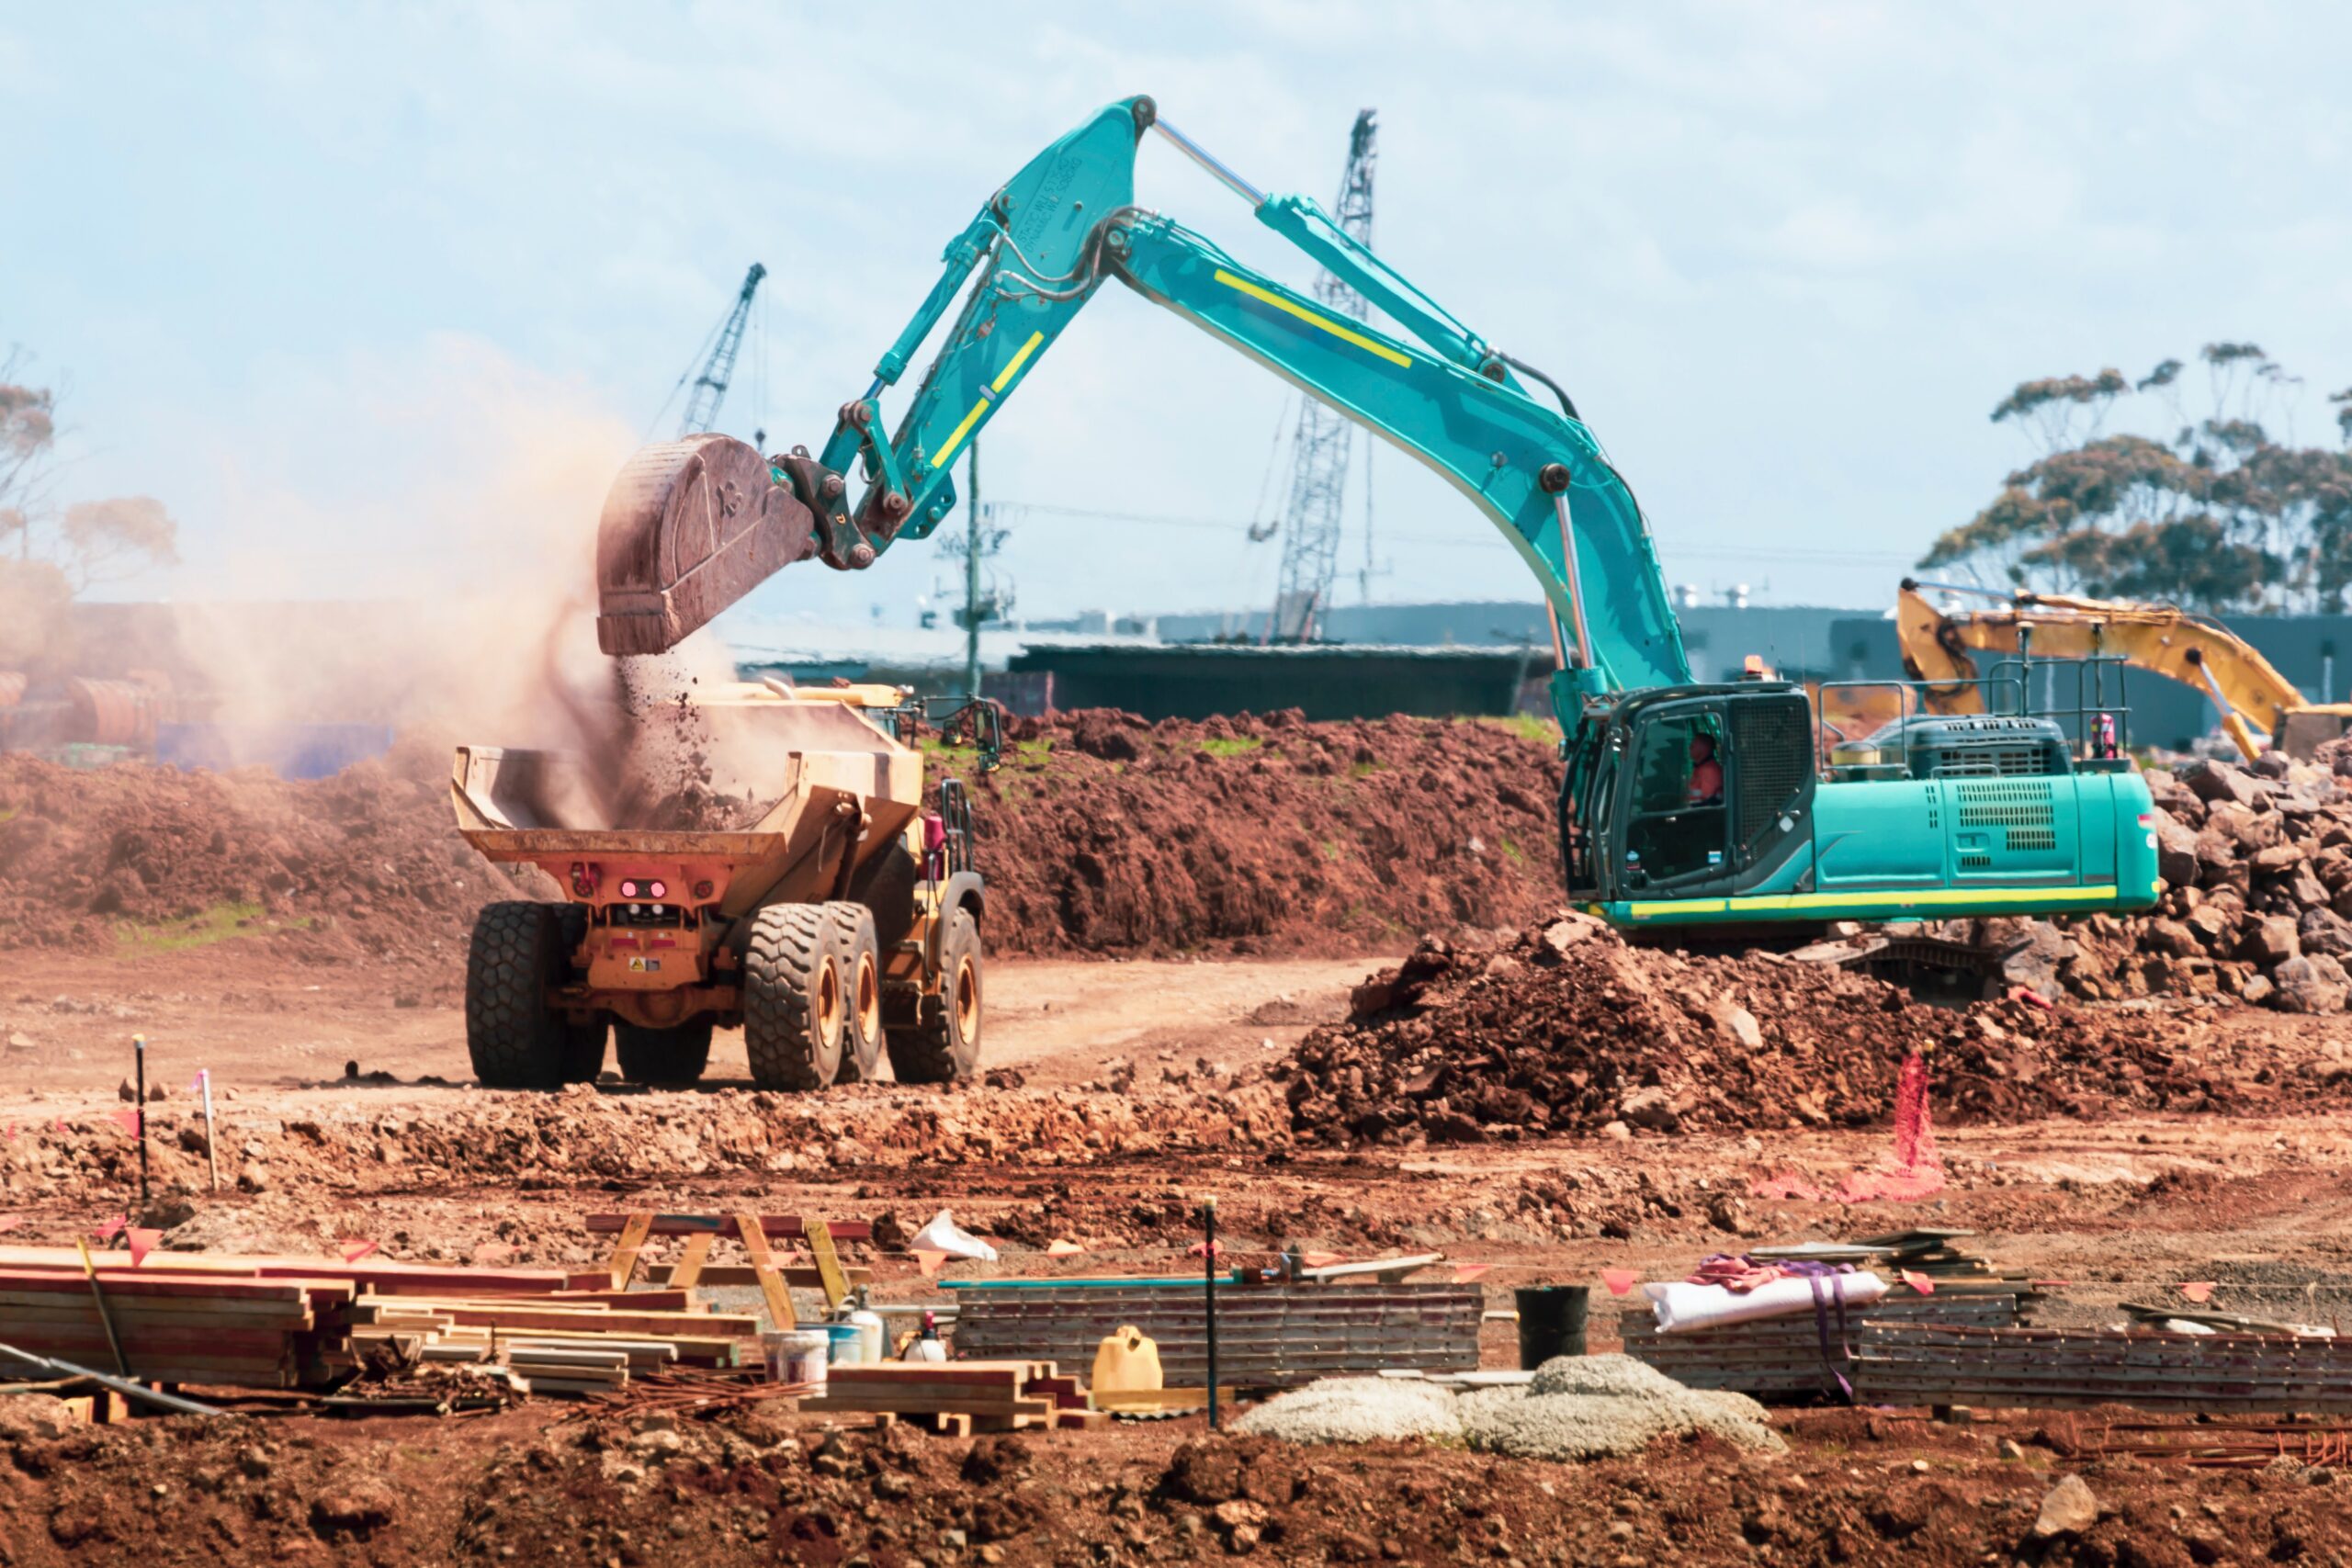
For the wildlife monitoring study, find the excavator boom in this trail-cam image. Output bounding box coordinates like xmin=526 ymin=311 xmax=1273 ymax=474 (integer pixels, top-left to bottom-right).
xmin=593 ymin=96 xmax=1690 ymax=714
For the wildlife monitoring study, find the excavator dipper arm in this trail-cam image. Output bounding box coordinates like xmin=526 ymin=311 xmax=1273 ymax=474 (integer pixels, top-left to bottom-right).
xmin=594 ymin=96 xmax=1690 ymax=715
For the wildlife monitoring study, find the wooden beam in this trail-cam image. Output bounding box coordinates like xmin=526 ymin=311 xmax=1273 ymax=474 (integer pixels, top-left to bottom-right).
xmin=586 ymin=1213 xmax=875 ymax=1242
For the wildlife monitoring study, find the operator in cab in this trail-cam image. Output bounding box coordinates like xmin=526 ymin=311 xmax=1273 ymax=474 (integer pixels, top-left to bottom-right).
xmin=1686 ymin=735 xmax=1724 ymax=807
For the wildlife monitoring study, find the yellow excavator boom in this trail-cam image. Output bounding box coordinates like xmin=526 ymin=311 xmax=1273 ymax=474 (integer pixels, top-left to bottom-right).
xmin=1895 ymin=580 xmax=2352 ymax=761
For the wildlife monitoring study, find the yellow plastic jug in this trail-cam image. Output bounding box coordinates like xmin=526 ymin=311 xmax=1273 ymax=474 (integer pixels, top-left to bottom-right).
xmin=1090 ymin=1325 xmax=1164 ymax=1400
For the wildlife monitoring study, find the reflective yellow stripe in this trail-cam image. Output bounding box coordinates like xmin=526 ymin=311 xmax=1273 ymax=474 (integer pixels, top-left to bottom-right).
xmin=1624 ymin=885 xmax=2122 ymax=920
xmin=937 ymin=331 xmax=1049 ymax=468
xmin=991 ymin=331 xmax=1045 ymax=392
xmin=933 ymin=397 xmax=989 ymax=467
xmin=1213 ymin=268 xmax=1411 ymax=367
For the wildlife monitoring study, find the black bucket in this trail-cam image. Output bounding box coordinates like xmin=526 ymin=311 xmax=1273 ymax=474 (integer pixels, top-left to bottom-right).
xmin=1515 ymin=1285 xmax=1591 ymax=1368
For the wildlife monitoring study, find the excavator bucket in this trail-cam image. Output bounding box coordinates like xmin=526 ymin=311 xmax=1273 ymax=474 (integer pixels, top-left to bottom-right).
xmin=594 ymin=434 xmax=820 ymax=656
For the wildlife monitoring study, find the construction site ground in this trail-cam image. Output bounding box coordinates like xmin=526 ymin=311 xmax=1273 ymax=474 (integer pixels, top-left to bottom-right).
xmin=6 ymin=727 xmax=2352 ymax=1562
xmin=4 ymin=931 xmax=2352 ymax=1563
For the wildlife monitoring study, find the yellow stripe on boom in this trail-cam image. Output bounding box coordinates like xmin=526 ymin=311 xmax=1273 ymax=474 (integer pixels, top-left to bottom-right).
xmin=933 ymin=397 xmax=989 ymax=467
xmin=937 ymin=331 xmax=1049 ymax=468
xmin=1213 ymin=269 xmax=1411 ymax=367
xmin=992 ymin=331 xmax=1046 ymax=392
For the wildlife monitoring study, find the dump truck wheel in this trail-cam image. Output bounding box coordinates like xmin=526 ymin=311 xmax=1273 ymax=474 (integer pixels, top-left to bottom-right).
xmin=824 ymin=903 xmax=885 ymax=1083
xmin=561 ymin=1017 xmax=610 ymax=1084
xmin=743 ymin=904 xmax=843 ymax=1091
xmin=466 ymin=900 xmax=575 ymax=1089
xmin=888 ymin=908 xmax=981 ymax=1084
xmin=555 ymin=907 xmax=607 ymax=1084
xmin=615 ymin=1019 xmax=713 ymax=1085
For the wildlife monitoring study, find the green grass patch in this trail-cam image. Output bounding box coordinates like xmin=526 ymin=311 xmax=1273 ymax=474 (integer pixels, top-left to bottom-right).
xmin=116 ymin=901 xmax=306 ymax=955
xmin=1198 ymin=736 xmax=1264 ymax=758
xmin=1497 ymin=835 xmax=1527 ymax=865
xmin=1477 ymin=713 xmax=1559 ymax=744
xmin=0 ymin=806 xmax=17 ymax=824
xmin=1319 ymin=838 xmax=1347 ymax=863
xmin=1348 ymin=759 xmax=1385 ymax=778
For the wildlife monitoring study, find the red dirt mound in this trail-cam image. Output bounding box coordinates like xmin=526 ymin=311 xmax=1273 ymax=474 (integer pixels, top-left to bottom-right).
xmin=939 ymin=708 xmax=1564 ymax=958
xmin=0 ymin=708 xmax=1563 ymax=965
xmin=1279 ymin=913 xmax=2318 ymax=1145
xmin=0 ymin=739 xmax=535 ymax=964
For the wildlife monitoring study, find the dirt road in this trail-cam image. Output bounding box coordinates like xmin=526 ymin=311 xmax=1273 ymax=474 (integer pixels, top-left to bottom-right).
xmin=6 ymin=931 xmax=2352 ymax=1564
xmin=0 ymin=947 xmax=1374 ymax=1098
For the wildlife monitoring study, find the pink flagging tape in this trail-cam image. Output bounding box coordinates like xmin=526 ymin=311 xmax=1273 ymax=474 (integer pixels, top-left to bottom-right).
xmin=1600 ymin=1269 xmax=1641 ymax=1297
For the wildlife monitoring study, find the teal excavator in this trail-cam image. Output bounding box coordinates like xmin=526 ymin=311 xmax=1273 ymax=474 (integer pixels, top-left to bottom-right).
xmin=594 ymin=96 xmax=2160 ymax=935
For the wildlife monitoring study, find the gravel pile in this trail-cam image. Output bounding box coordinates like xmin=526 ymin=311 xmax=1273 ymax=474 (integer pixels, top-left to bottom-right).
xmin=1231 ymin=1357 xmax=1785 ymax=1461
xmin=1460 ymin=1356 xmax=1784 ymax=1461
xmin=1230 ymin=1377 xmax=1464 ymax=1444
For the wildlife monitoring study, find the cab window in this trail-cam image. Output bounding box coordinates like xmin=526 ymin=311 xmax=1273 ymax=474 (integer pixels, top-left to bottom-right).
xmin=1623 ymin=707 xmax=1730 ymax=886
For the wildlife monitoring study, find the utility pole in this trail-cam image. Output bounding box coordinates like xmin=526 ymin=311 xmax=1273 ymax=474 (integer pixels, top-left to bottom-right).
xmin=966 ymin=439 xmax=982 ymax=702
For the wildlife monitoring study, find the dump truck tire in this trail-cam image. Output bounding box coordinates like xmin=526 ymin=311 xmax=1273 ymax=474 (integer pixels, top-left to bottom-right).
xmin=466 ymin=900 xmax=575 ymax=1089
xmin=743 ymin=904 xmax=843 ymax=1091
xmin=888 ymin=908 xmax=981 ymax=1084
xmin=615 ymin=1019 xmax=713 ymax=1085
xmin=824 ymin=903 xmax=885 ymax=1083
xmin=555 ymin=907 xmax=607 ymax=1084
xmin=561 ymin=1017 xmax=610 ymax=1084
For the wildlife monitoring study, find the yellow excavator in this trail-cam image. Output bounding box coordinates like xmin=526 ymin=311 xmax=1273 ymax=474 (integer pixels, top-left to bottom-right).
xmin=1896 ymin=579 xmax=2352 ymax=761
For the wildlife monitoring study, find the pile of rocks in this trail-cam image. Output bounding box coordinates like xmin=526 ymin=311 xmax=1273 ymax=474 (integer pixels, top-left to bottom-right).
xmin=2050 ymin=750 xmax=2352 ymax=1012
xmin=1279 ymin=914 xmax=2239 ymax=1147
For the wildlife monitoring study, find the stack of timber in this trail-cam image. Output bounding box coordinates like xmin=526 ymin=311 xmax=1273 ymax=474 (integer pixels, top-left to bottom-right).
xmin=1850 ymin=1322 xmax=2352 ymax=1414
xmin=800 ymin=1360 xmax=1106 ymax=1436
xmin=0 ymin=1246 xmax=762 ymax=1396
xmin=0 ymin=1266 xmax=334 ymax=1388
xmin=1848 ymin=1229 xmax=2042 ymax=1297
xmin=1621 ymin=1290 xmax=2023 ymax=1402
xmin=342 ymin=1289 xmax=761 ymax=1395
xmin=949 ymin=1280 xmax=1481 ymax=1388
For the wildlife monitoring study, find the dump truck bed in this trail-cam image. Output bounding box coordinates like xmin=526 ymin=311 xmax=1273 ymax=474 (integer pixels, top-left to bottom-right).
xmin=448 ymin=684 xmax=922 ymax=919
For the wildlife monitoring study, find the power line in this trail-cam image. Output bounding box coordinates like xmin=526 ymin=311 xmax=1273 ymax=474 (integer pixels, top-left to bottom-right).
xmin=990 ymin=498 xmax=1922 ymax=566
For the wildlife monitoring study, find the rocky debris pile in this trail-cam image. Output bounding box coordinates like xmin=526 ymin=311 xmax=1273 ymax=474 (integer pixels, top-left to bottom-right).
xmin=1280 ymin=913 xmax=2275 ymax=1146
xmin=942 ymin=708 xmax=1564 ymax=958
xmin=1992 ymin=750 xmax=2352 ymax=1013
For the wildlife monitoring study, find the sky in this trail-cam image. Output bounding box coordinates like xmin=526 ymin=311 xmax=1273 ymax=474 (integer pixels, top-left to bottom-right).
xmin=5 ymin=2 xmax=2350 ymax=635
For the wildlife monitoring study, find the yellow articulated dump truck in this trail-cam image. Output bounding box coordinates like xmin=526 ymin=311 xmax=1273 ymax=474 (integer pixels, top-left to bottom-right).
xmin=449 ymin=682 xmax=985 ymax=1091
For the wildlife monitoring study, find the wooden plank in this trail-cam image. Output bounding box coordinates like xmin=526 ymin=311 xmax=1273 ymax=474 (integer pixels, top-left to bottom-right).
xmin=0 ymin=1271 xmax=315 ymax=1304
xmin=431 ymin=1305 xmax=761 ymax=1338
xmin=605 ymin=1213 xmax=652 ymax=1292
xmin=830 ymin=1364 xmax=1030 ymax=1388
xmin=669 ymin=1235 xmax=714 ymax=1291
xmin=803 ymin=1394 xmax=1054 ymax=1419
xmin=501 ymin=1346 xmax=631 ymax=1369
xmin=586 ymin=1214 xmax=874 ymax=1242
xmin=646 ymin=1265 xmax=869 ymax=1291
xmin=734 ymin=1212 xmax=796 ymax=1331
xmin=806 ymin=1222 xmax=852 ymax=1312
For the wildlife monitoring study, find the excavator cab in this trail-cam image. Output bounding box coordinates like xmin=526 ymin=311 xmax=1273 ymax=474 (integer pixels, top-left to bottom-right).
xmin=1564 ymin=683 xmax=1818 ymax=906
